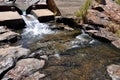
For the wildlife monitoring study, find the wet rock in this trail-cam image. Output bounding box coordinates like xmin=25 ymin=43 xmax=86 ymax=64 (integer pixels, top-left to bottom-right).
xmin=0 ymin=26 xmax=20 ymax=42
xmin=107 ymin=64 xmax=120 ymax=80
xmin=86 ymin=9 xmax=110 ymax=26
xmin=0 ymin=46 xmax=30 ymax=77
xmin=2 ymin=58 xmax=45 ymax=80
xmin=112 ymin=39 xmax=120 ymax=49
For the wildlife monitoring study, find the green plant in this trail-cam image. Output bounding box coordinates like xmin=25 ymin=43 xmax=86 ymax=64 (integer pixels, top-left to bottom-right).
xmin=115 ymin=0 xmax=120 ymax=5
xmin=75 ymin=0 xmax=93 ymax=21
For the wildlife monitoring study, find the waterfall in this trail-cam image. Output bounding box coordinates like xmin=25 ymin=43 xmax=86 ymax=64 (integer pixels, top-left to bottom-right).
xmin=21 ymin=14 xmax=53 ymax=36
xmin=20 ymin=14 xmax=54 ymax=46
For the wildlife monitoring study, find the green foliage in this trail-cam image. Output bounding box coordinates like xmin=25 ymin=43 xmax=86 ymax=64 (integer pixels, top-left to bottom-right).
xmin=75 ymin=0 xmax=93 ymax=20
xmin=115 ymin=0 xmax=120 ymax=5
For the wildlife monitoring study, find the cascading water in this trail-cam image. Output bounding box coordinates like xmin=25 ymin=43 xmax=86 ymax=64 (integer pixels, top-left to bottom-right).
xmin=19 ymin=14 xmax=54 ymax=47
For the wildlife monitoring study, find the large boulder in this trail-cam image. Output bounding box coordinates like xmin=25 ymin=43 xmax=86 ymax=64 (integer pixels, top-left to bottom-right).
xmin=0 ymin=46 xmax=30 ymax=77
xmin=2 ymin=58 xmax=45 ymax=80
xmin=107 ymin=64 xmax=120 ymax=80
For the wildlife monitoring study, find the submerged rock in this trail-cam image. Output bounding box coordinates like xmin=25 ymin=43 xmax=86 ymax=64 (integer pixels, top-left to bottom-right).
xmin=107 ymin=64 xmax=120 ymax=80
xmin=2 ymin=58 xmax=45 ymax=80
xmin=0 ymin=46 xmax=30 ymax=77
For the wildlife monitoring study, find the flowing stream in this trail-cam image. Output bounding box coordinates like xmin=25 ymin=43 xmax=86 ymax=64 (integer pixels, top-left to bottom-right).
xmin=12 ymin=14 xmax=120 ymax=80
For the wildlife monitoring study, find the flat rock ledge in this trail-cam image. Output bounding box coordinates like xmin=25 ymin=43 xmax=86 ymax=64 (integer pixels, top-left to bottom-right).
xmin=0 ymin=46 xmax=30 ymax=78
xmin=0 ymin=26 xmax=20 ymax=43
xmin=2 ymin=58 xmax=45 ymax=80
xmin=107 ymin=64 xmax=120 ymax=80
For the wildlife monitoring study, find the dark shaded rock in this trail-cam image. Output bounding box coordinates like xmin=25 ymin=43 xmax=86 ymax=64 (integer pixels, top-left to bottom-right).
xmin=112 ymin=39 xmax=120 ymax=49
xmin=107 ymin=64 xmax=120 ymax=80
xmin=2 ymin=58 xmax=45 ymax=80
xmin=0 ymin=46 xmax=30 ymax=78
xmin=86 ymin=9 xmax=110 ymax=26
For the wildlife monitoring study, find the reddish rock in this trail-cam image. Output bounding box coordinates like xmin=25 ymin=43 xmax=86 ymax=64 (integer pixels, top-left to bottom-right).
xmin=104 ymin=0 xmax=120 ymax=23
xmin=86 ymin=9 xmax=110 ymax=26
xmin=92 ymin=0 xmax=120 ymax=23
xmin=0 ymin=46 xmax=30 ymax=77
xmin=2 ymin=58 xmax=45 ymax=80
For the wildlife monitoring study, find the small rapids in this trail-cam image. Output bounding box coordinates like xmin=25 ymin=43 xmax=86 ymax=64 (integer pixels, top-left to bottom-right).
xmin=16 ymin=14 xmax=54 ymax=47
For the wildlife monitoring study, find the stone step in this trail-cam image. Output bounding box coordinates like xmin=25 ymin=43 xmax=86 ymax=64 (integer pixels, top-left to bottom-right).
xmin=31 ymin=9 xmax=54 ymax=22
xmin=53 ymin=0 xmax=86 ymax=18
xmin=0 ymin=11 xmax=22 ymax=21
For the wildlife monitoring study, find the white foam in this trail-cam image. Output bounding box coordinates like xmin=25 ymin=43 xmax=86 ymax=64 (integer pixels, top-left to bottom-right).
xmin=21 ymin=14 xmax=54 ymax=37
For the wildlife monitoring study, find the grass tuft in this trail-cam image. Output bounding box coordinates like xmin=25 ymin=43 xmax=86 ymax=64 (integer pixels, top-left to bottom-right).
xmin=75 ymin=0 xmax=93 ymax=22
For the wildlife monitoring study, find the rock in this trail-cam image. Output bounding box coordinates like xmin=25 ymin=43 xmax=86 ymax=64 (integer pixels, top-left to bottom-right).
xmin=107 ymin=64 xmax=120 ymax=80
xmin=103 ymin=0 xmax=120 ymax=23
xmin=0 ymin=56 xmax=15 ymax=77
xmin=2 ymin=58 xmax=45 ymax=80
xmin=0 ymin=26 xmax=20 ymax=42
xmin=0 ymin=46 xmax=30 ymax=59
xmin=93 ymin=28 xmax=119 ymax=42
xmin=112 ymin=39 xmax=120 ymax=49
xmin=92 ymin=0 xmax=120 ymax=23
xmin=0 ymin=46 xmax=30 ymax=77
xmin=40 ymin=55 xmax=48 ymax=60
xmin=0 ymin=31 xmax=19 ymax=41
xmin=86 ymin=9 xmax=110 ymax=26
xmin=24 ymin=72 xmax=45 ymax=80
xmin=0 ymin=26 xmax=8 ymax=34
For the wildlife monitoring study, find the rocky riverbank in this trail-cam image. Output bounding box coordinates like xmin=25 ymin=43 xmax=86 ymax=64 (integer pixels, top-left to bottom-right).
xmin=0 ymin=26 xmax=46 ymax=80
xmin=84 ymin=0 xmax=120 ymax=48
